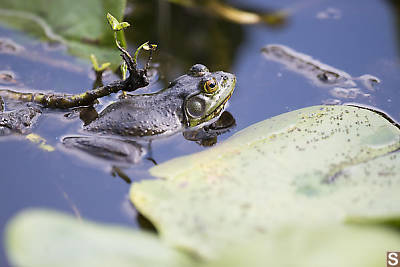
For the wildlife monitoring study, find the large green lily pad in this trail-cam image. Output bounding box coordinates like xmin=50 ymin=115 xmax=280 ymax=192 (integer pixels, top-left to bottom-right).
xmin=130 ymin=105 xmax=400 ymax=258
xmin=0 ymin=0 xmax=126 ymax=69
xmin=5 ymin=209 xmax=195 ymax=267
xmin=204 ymin=224 xmax=400 ymax=267
xmin=6 ymin=209 xmax=400 ymax=267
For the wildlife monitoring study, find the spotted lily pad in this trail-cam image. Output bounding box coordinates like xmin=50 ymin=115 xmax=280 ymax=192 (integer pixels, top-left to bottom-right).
xmin=130 ymin=105 xmax=400 ymax=258
xmin=5 ymin=209 xmax=195 ymax=267
xmin=0 ymin=0 xmax=126 ymax=69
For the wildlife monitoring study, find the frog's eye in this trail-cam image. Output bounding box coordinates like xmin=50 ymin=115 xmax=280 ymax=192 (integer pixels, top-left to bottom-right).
xmin=186 ymin=96 xmax=206 ymax=118
xmin=189 ymin=64 xmax=209 ymax=77
xmin=204 ymin=78 xmax=218 ymax=94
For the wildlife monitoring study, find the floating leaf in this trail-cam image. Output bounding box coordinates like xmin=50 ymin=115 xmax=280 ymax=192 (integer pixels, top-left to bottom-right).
xmin=6 ymin=209 xmax=400 ymax=267
xmin=130 ymin=105 xmax=400 ymax=258
xmin=205 ymin=225 xmax=400 ymax=267
xmin=0 ymin=0 xmax=127 ymax=70
xmin=5 ymin=209 xmax=195 ymax=267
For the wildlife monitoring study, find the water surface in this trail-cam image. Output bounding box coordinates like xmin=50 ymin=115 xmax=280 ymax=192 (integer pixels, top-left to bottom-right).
xmin=0 ymin=0 xmax=399 ymax=265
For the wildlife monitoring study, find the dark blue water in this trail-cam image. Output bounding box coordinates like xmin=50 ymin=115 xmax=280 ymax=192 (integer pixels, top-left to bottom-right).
xmin=1 ymin=0 xmax=399 ymax=265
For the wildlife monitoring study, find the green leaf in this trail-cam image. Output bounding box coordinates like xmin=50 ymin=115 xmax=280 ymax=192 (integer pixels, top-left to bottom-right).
xmin=142 ymin=43 xmax=157 ymax=51
xmin=90 ymin=54 xmax=111 ymax=72
xmin=205 ymin=225 xmax=400 ymax=267
xmin=130 ymin=105 xmax=400 ymax=258
xmin=0 ymin=0 xmax=127 ymax=70
xmin=107 ymin=12 xmax=130 ymax=31
xmin=5 ymin=209 xmax=196 ymax=267
xmin=107 ymin=12 xmax=121 ymax=31
xmin=119 ymin=22 xmax=131 ymax=30
xmin=6 ymin=209 xmax=400 ymax=267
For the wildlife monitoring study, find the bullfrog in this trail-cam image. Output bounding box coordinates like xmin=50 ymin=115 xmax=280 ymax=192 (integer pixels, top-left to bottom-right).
xmin=0 ymin=64 xmax=236 ymax=165
xmin=83 ymin=63 xmax=235 ymax=137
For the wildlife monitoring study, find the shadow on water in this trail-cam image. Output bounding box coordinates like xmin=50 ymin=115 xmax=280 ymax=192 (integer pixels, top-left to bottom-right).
xmin=387 ymin=0 xmax=400 ymax=57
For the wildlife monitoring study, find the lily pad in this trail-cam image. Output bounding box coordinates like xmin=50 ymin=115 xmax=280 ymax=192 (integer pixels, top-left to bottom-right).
xmin=0 ymin=0 xmax=126 ymax=69
xmin=5 ymin=209 xmax=195 ymax=267
xmin=205 ymin=224 xmax=400 ymax=267
xmin=5 ymin=209 xmax=400 ymax=267
xmin=130 ymin=105 xmax=400 ymax=258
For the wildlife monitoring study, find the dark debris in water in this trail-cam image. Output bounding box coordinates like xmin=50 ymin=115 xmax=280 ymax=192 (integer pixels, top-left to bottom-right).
xmin=0 ymin=70 xmax=17 ymax=85
xmin=261 ymin=44 xmax=380 ymax=101
xmin=0 ymin=38 xmax=23 ymax=54
xmin=0 ymin=107 xmax=41 ymax=136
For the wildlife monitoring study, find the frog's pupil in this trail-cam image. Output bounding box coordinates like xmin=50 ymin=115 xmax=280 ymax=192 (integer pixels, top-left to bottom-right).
xmin=209 ymin=82 xmax=215 ymax=88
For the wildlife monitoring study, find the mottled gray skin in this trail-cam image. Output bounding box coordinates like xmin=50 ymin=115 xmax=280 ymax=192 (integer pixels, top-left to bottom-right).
xmin=84 ymin=64 xmax=236 ymax=138
xmin=0 ymin=106 xmax=41 ymax=135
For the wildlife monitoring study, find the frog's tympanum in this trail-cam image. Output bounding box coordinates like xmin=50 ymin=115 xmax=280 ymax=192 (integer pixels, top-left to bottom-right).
xmin=0 ymin=64 xmax=236 ymax=166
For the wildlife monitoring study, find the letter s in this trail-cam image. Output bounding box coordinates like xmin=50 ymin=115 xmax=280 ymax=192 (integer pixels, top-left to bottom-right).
xmin=388 ymin=252 xmax=399 ymax=266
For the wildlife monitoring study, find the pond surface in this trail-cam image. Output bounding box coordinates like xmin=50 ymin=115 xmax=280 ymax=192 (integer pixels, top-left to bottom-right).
xmin=0 ymin=0 xmax=399 ymax=265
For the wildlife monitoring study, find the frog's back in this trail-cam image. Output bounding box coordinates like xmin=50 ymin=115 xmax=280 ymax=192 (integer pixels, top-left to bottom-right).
xmin=84 ymin=94 xmax=184 ymax=137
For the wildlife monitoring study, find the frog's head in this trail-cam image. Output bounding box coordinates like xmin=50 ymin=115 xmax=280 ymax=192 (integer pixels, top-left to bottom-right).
xmin=183 ymin=64 xmax=236 ymax=128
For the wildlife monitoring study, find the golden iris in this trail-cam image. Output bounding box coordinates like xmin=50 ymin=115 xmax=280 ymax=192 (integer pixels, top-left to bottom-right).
xmin=203 ymin=78 xmax=218 ymax=94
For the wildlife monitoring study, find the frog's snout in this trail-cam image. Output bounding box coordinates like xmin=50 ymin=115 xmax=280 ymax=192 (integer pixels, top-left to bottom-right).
xmin=219 ymin=71 xmax=236 ymax=90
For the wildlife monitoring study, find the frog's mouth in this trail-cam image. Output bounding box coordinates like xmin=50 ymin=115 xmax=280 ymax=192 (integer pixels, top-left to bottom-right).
xmin=192 ymin=88 xmax=234 ymax=127
xmin=207 ymin=89 xmax=233 ymax=118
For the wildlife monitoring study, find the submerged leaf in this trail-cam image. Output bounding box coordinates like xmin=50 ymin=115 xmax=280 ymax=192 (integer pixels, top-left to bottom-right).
xmin=5 ymin=209 xmax=195 ymax=267
xmin=130 ymin=105 xmax=400 ymax=258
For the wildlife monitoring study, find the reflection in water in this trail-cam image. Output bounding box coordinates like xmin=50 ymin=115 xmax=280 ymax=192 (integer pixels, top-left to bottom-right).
xmin=262 ymin=44 xmax=380 ymax=101
xmin=387 ymin=0 xmax=400 ymax=57
xmin=127 ymin=0 xmax=286 ymax=83
xmin=164 ymin=0 xmax=287 ymax=25
xmin=62 ymin=136 xmax=146 ymax=165
xmin=315 ymin=7 xmax=342 ymax=20
xmin=127 ymin=0 xmax=244 ymax=82
xmin=111 ymin=166 xmax=132 ymax=184
xmin=0 ymin=37 xmax=85 ymax=74
xmin=0 ymin=61 xmax=237 ymax=177
xmin=183 ymin=110 xmax=235 ymax=146
xmin=61 ymin=110 xmax=235 ymax=169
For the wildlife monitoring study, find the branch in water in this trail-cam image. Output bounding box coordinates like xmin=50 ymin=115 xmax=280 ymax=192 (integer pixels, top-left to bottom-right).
xmin=0 ymin=73 xmax=147 ymax=109
xmin=0 ymin=13 xmax=155 ymax=109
